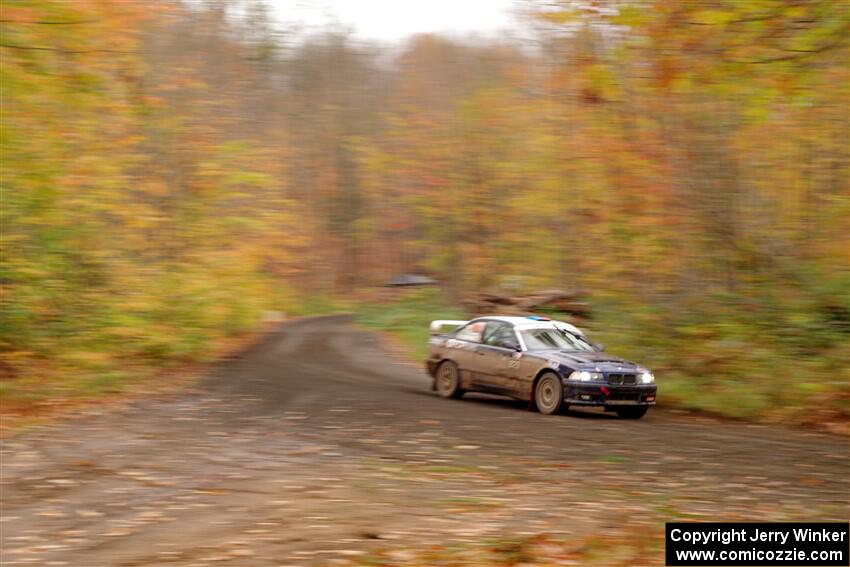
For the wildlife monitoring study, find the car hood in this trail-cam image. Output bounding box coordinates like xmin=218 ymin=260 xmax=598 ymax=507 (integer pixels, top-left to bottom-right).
xmin=537 ymin=349 xmax=641 ymax=370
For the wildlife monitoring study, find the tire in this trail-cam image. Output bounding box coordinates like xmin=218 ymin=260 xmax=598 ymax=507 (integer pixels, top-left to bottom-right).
xmin=616 ymin=406 xmax=649 ymax=419
xmin=534 ymin=372 xmax=564 ymax=415
xmin=435 ymin=361 xmax=463 ymax=399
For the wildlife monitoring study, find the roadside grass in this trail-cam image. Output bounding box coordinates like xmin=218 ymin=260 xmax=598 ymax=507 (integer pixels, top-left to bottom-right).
xmin=597 ymin=454 xmax=628 ymax=464
xmin=354 ymin=288 xmax=465 ymax=361
xmin=286 ymin=293 xmax=354 ymax=317
xmin=582 ymin=298 xmax=849 ymax=427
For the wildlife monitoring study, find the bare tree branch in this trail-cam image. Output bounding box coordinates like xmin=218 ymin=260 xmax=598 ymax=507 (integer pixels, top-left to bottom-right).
xmin=741 ymin=36 xmax=846 ymax=64
xmin=1 ymin=43 xmax=132 ymax=54
xmin=0 ymin=19 xmax=97 ymax=25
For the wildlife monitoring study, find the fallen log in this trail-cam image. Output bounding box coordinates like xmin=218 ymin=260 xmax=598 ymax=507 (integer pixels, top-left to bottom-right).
xmin=464 ymin=289 xmax=591 ymax=318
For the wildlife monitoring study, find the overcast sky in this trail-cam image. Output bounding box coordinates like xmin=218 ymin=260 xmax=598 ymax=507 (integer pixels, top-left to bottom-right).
xmin=269 ymin=0 xmax=519 ymax=40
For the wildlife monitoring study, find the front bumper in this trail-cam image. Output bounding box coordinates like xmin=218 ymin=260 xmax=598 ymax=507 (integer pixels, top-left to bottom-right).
xmin=564 ymin=382 xmax=657 ymax=406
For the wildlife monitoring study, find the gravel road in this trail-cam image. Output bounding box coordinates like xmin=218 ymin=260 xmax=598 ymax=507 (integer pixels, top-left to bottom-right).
xmin=2 ymin=315 xmax=848 ymax=566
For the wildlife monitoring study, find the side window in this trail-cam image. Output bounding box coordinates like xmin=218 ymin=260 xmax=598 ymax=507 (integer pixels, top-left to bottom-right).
xmin=455 ymin=321 xmax=485 ymax=343
xmin=482 ymin=322 xmax=518 ymax=349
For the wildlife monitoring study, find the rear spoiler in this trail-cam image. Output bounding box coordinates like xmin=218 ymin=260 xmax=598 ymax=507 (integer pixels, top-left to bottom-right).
xmin=429 ymin=320 xmax=467 ymax=335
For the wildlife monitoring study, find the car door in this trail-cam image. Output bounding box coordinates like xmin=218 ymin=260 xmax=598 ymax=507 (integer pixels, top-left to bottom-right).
xmin=477 ymin=322 xmax=521 ymax=393
xmin=446 ymin=320 xmax=487 ymax=388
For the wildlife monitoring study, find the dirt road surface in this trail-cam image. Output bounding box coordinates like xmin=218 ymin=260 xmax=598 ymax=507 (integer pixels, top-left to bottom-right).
xmin=2 ymin=316 xmax=848 ymax=566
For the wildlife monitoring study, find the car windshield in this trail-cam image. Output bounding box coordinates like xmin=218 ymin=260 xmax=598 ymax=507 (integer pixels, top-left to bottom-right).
xmin=520 ymin=328 xmax=595 ymax=352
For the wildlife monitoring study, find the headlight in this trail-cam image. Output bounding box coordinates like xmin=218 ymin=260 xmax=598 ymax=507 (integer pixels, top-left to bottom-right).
xmin=640 ymin=371 xmax=655 ymax=384
xmin=569 ymin=370 xmax=603 ymax=382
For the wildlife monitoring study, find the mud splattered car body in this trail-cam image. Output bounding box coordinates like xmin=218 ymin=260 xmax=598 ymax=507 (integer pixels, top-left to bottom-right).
xmin=425 ymin=316 xmax=656 ymax=418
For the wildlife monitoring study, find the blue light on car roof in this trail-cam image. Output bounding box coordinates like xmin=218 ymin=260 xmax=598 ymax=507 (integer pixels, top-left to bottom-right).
xmin=526 ymin=315 xmax=550 ymax=321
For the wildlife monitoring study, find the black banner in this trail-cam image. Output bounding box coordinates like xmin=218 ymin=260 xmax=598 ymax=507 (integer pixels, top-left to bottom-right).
xmin=666 ymin=522 xmax=849 ymax=566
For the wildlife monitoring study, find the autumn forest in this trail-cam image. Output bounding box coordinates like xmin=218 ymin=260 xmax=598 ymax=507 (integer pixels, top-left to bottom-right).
xmin=2 ymin=0 xmax=848 ymax=422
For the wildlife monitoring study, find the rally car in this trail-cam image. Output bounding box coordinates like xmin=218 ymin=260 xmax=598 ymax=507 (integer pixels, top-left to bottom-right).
xmin=425 ymin=316 xmax=656 ymax=418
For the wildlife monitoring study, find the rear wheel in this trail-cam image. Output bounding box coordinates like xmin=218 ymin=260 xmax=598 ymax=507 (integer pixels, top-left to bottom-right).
xmin=616 ymin=406 xmax=649 ymax=419
xmin=435 ymin=361 xmax=463 ymax=399
xmin=534 ymin=372 xmax=564 ymax=415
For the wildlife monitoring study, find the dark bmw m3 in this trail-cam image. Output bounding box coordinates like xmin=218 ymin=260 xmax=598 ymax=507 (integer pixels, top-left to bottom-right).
xmin=425 ymin=316 xmax=657 ymax=418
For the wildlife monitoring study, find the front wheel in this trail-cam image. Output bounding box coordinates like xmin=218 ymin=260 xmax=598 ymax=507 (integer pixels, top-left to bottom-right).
xmin=534 ymin=373 xmax=564 ymax=415
xmin=615 ymin=406 xmax=649 ymax=419
xmin=435 ymin=361 xmax=463 ymax=399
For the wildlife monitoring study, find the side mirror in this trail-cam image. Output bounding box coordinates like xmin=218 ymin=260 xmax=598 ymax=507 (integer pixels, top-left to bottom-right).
xmin=594 ymin=343 xmax=605 ymax=352
xmin=498 ymin=340 xmax=520 ymax=351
